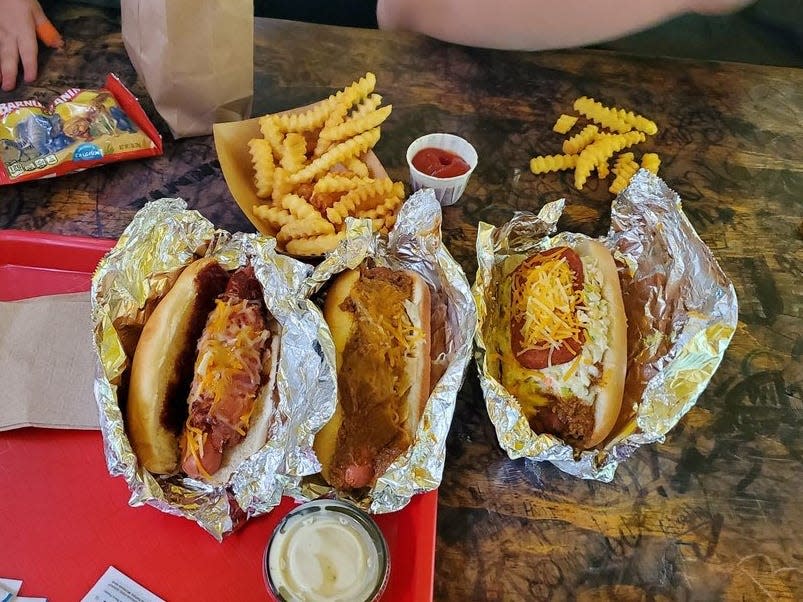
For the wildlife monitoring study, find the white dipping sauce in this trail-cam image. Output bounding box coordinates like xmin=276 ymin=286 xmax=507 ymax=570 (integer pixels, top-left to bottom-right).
xmin=267 ymin=501 xmax=387 ymax=602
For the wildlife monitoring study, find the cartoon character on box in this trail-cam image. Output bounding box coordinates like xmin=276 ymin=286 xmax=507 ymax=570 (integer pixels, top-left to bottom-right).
xmin=15 ymin=112 xmax=73 ymax=155
xmin=109 ymin=105 xmax=137 ymax=133
xmin=62 ymin=116 xmax=93 ymax=141
xmin=57 ymin=90 xmax=134 ymax=140
xmin=85 ymin=91 xmax=119 ymax=137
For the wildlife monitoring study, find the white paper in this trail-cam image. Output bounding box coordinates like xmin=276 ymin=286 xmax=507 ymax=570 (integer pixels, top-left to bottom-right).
xmin=80 ymin=567 xmax=164 ymax=602
xmin=0 ymin=578 xmax=22 ymax=600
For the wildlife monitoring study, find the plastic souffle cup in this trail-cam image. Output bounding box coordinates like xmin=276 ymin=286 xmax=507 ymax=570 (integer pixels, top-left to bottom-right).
xmin=264 ymin=499 xmax=390 ymax=602
xmin=406 ymin=133 xmax=478 ymax=206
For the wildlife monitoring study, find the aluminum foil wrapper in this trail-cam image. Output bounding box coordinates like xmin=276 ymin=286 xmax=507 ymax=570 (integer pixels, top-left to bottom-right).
xmin=291 ymin=188 xmax=476 ymax=513
xmin=473 ymin=170 xmax=738 ymax=481
xmin=90 ymin=198 xmax=337 ymax=540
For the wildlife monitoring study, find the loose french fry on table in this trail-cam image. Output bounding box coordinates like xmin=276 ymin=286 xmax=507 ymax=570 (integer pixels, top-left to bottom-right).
xmin=530 ymin=96 xmax=661 ymax=196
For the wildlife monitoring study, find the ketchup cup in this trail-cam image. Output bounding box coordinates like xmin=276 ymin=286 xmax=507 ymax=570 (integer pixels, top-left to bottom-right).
xmin=406 ymin=133 xmax=478 ymax=206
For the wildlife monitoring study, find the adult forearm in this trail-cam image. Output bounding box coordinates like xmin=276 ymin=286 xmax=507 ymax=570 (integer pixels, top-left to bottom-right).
xmin=377 ymin=0 xmax=753 ymax=50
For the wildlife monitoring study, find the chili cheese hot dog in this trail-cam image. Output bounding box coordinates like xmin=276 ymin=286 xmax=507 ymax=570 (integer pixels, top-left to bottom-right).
xmin=313 ymin=263 xmax=434 ymax=491
xmin=126 ymin=258 xmax=279 ymax=482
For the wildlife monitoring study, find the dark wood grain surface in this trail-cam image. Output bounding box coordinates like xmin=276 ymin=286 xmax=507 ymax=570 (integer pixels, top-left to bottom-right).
xmin=1 ymin=4 xmax=801 ymax=601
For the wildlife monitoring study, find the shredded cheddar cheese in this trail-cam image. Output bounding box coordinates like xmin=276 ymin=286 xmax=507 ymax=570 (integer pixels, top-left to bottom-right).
xmin=499 ymin=254 xmax=611 ymax=407
xmin=562 ymin=354 xmax=583 ymax=382
xmin=183 ymin=295 xmax=270 ymax=474
xmin=514 ymin=256 xmax=583 ymax=354
xmin=184 ymin=424 xmax=213 ymax=479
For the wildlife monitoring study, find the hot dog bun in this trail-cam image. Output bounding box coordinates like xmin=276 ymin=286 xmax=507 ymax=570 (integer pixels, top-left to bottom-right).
xmin=496 ymin=238 xmax=626 ymax=449
xmin=576 ymin=239 xmax=627 ymax=447
xmin=127 ymin=258 xmax=229 ymax=474
xmin=314 ymin=265 xmax=431 ymax=491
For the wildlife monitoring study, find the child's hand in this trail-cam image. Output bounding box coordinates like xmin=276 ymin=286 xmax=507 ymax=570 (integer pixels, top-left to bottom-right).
xmin=0 ymin=0 xmax=61 ymax=91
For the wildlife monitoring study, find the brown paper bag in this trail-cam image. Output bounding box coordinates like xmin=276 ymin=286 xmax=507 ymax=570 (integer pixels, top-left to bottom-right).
xmin=121 ymin=0 xmax=254 ymax=138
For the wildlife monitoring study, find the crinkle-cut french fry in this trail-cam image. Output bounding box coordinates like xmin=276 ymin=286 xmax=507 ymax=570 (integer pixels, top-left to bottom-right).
xmin=352 ymin=94 xmax=383 ymax=118
xmin=254 ymin=204 xmax=293 ymax=229
xmin=574 ymin=96 xmax=658 ymax=135
xmin=345 ymin=157 xmax=370 ymax=178
xmin=529 ymin=154 xmax=578 ymax=174
xmin=613 ymin=152 xmax=635 ymax=170
xmin=383 ymin=213 xmax=397 ymax=231
xmin=573 ymin=96 xmax=632 ymax=134
xmin=326 ymin=195 xmax=376 ymax=226
xmin=314 ymin=107 xmax=348 ymax=157
xmin=312 ymin=72 xmax=378 ymax=134
xmin=528 ymin=96 xmax=658 ymax=198
xmin=285 ymin=232 xmax=345 ymax=256
xmin=621 ymin=110 xmax=658 ymax=136
xmin=574 ymin=131 xmax=645 ymax=190
xmin=310 ymin=190 xmax=347 ymax=213
xmin=389 ymin=180 xmax=406 ymax=201
xmin=313 ymin=173 xmax=372 ymax=194
xmin=259 ymin=115 xmax=284 ymax=157
xmin=553 ymin=114 xmax=578 ymax=134
xmin=367 ymin=210 xmax=398 ymax=235
xmin=609 ymin=152 xmax=640 ymax=194
xmin=596 ymin=158 xmax=610 ymax=179
xmin=280 ymin=133 xmax=307 ymax=172
xmin=326 ymin=178 xmax=398 ymax=225
xmin=271 ymin=167 xmax=295 ymax=204
xmin=320 ymin=105 xmax=393 ymax=142
xmin=277 ymin=216 xmax=336 ymax=243
xmin=274 ymin=101 xmax=333 ymax=133
xmin=641 ymin=152 xmax=661 ymax=174
xmin=291 ymin=128 xmax=381 ymax=184
xmin=562 ymin=124 xmax=599 ymax=155
xmin=375 ymin=193 xmax=404 ymax=216
xmin=361 ymin=194 xmax=403 ymax=219
xmin=280 ymin=193 xmax=320 ymax=220
xmin=314 ymin=73 xmax=377 ymax=156
xmin=333 ymin=72 xmax=376 ymax=112
xmin=248 ymin=138 xmax=275 ymax=198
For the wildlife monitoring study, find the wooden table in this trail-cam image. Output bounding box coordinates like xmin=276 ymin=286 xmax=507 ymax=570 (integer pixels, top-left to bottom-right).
xmin=2 ymin=4 xmax=801 ymax=601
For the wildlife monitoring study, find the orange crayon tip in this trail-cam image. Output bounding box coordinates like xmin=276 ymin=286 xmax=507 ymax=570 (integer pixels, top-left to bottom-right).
xmin=36 ymin=21 xmax=64 ymax=49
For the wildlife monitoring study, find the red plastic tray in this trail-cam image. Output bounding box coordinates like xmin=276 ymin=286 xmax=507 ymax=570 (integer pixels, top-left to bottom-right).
xmin=0 ymin=230 xmax=437 ymax=602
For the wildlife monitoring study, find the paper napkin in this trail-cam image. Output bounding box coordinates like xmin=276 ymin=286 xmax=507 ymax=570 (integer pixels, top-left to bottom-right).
xmin=0 ymin=292 xmax=99 ymax=431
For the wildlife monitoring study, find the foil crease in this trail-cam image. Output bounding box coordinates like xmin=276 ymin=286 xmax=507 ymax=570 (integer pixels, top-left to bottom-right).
xmin=90 ymin=198 xmax=338 ymax=540
xmin=292 ymin=189 xmax=476 ymax=513
xmin=473 ymin=170 xmax=738 ymax=481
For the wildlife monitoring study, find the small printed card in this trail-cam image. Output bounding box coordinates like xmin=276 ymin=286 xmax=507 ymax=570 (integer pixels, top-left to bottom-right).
xmin=0 ymin=579 xmax=22 ymax=602
xmin=0 ymin=578 xmax=46 ymax=601
xmin=81 ymin=567 xmax=164 ymax=602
